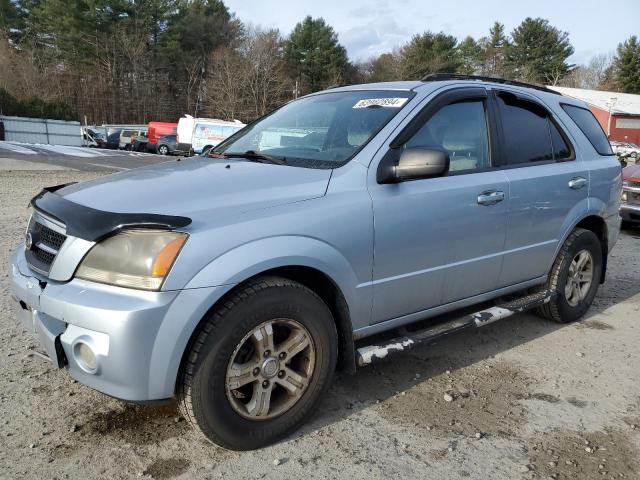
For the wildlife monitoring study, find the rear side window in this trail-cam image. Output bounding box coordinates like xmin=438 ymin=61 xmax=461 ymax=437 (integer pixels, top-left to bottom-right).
xmin=561 ymin=104 xmax=613 ymax=155
xmin=550 ymin=122 xmax=571 ymax=159
xmin=497 ymin=94 xmax=554 ymax=164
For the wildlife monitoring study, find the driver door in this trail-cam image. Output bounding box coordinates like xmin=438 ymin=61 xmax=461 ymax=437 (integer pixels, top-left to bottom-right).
xmin=368 ymin=87 xmax=510 ymax=324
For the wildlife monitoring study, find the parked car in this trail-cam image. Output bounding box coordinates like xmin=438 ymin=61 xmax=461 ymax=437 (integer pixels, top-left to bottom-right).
xmin=155 ymin=134 xmax=178 ymax=155
xmin=105 ymin=130 xmax=121 ymax=149
xmin=191 ymin=118 xmax=244 ymax=154
xmin=119 ymin=129 xmax=147 ymax=150
xmin=621 ymin=163 xmax=640 ymax=226
xmin=612 ymin=140 xmax=640 ymax=160
xmin=147 ymin=121 xmax=178 ymax=153
xmin=9 ymin=76 xmax=622 ymax=451
xmin=83 ymin=129 xmax=106 ymax=148
xmin=131 ymin=132 xmax=149 ymax=152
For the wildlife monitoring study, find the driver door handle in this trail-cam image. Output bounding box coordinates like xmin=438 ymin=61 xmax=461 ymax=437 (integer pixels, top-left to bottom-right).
xmin=477 ymin=190 xmax=505 ymax=206
xmin=568 ymin=177 xmax=587 ymax=190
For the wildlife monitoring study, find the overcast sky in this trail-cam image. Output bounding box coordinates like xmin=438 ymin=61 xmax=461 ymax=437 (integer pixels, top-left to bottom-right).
xmin=224 ymin=0 xmax=639 ymax=65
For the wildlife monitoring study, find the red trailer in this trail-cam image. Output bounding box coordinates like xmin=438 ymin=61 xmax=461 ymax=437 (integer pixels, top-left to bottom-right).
xmin=147 ymin=121 xmax=178 ymax=153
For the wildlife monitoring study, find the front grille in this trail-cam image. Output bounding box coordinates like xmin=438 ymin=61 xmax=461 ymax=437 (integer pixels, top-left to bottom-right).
xmin=32 ymin=247 xmax=56 ymax=265
xmin=33 ymin=222 xmax=66 ymax=251
xmin=25 ymin=214 xmax=67 ymax=275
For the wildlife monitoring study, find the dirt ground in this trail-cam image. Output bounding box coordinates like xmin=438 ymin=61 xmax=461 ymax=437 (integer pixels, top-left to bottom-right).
xmin=1 ymin=168 xmax=639 ymax=480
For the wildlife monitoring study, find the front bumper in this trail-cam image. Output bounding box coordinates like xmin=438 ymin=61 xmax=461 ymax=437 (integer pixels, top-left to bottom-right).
xmin=620 ymin=183 xmax=640 ymax=223
xmin=9 ymin=246 xmax=226 ymax=401
xmin=620 ymin=202 xmax=640 ymax=223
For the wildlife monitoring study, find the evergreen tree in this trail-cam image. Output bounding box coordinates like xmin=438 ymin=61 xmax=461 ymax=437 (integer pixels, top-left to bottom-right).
xmin=400 ymin=31 xmax=459 ymax=79
xmin=457 ymin=36 xmax=482 ymax=75
xmin=480 ymin=21 xmax=508 ymax=77
xmin=283 ymin=16 xmax=349 ymax=93
xmin=613 ymin=36 xmax=640 ymax=94
xmin=0 ymin=0 xmax=21 ymax=33
xmin=506 ymin=17 xmax=574 ymax=84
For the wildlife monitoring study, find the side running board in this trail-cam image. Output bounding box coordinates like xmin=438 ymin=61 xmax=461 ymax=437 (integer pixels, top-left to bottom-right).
xmin=355 ymin=290 xmax=555 ymax=367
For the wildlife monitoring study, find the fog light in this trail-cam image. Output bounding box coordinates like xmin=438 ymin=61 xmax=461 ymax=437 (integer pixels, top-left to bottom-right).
xmin=74 ymin=342 xmax=97 ymax=373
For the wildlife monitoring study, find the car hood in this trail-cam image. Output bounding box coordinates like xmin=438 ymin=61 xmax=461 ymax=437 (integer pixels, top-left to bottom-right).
xmin=623 ymin=164 xmax=640 ymax=183
xmin=59 ymin=158 xmax=332 ymax=224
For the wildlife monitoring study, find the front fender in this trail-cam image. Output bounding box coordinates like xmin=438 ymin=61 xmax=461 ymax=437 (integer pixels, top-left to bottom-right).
xmin=148 ymin=236 xmax=369 ymax=398
xmin=186 ymin=235 xmax=362 ymax=309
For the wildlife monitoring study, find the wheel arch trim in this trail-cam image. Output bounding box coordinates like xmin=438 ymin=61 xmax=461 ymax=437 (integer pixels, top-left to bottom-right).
xmin=151 ymin=236 xmax=365 ymax=397
xmin=551 ymin=202 xmax=610 ymax=284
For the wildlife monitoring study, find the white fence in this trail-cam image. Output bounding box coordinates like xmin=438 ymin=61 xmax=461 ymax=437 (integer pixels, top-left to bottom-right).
xmin=0 ymin=115 xmax=82 ymax=146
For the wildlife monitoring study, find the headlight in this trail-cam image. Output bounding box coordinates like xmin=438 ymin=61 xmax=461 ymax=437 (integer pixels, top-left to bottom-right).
xmin=76 ymin=230 xmax=187 ymax=290
xmin=621 ymin=191 xmax=628 ymax=203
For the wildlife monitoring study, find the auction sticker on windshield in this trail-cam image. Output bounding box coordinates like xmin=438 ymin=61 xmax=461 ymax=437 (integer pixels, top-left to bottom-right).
xmin=353 ymin=97 xmax=409 ymax=108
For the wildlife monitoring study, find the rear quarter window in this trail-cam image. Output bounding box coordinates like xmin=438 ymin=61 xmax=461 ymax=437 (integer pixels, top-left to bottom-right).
xmin=561 ymin=104 xmax=613 ymax=156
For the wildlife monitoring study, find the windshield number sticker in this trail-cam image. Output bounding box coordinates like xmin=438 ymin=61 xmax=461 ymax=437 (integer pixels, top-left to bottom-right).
xmin=353 ymin=97 xmax=408 ymax=109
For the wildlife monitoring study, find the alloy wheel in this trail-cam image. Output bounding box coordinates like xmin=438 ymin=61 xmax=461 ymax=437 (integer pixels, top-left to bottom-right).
xmin=564 ymin=249 xmax=594 ymax=307
xmin=225 ymin=319 xmax=315 ymax=420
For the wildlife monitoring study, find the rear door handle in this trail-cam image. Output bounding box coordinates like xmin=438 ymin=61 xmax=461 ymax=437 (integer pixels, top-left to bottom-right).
xmin=568 ymin=177 xmax=587 ymax=190
xmin=477 ymin=190 xmax=505 ymax=206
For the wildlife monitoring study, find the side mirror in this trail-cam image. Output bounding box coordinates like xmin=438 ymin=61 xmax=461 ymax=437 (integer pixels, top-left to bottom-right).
xmin=378 ymin=147 xmax=449 ymax=183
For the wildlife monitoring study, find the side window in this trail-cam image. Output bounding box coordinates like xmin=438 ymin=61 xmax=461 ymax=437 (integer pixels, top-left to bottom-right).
xmin=561 ymin=104 xmax=614 ymax=156
xmin=406 ymin=100 xmax=489 ymax=172
xmin=549 ymin=121 xmax=571 ymax=159
xmin=497 ymin=93 xmax=554 ymax=164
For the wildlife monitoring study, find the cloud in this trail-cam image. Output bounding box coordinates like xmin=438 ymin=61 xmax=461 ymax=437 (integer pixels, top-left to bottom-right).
xmin=340 ymin=1 xmax=424 ymax=60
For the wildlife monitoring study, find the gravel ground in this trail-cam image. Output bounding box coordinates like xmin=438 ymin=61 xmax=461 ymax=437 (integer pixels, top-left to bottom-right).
xmin=1 ymin=168 xmax=639 ymax=480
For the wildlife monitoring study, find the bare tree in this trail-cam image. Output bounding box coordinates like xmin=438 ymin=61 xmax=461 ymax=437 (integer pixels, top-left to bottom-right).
xmin=560 ymin=53 xmax=613 ymax=89
xmin=206 ymin=47 xmax=246 ymax=120
xmin=243 ymin=28 xmax=290 ymax=117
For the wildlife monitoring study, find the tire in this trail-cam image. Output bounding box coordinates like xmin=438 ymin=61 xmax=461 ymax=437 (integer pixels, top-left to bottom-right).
xmin=536 ymin=228 xmax=602 ymax=323
xmin=177 ymin=276 xmax=338 ymax=450
xmin=157 ymin=144 xmax=169 ymax=155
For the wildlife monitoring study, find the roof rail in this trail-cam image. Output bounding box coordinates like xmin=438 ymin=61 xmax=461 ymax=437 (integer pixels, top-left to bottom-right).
xmin=421 ymin=73 xmax=561 ymax=95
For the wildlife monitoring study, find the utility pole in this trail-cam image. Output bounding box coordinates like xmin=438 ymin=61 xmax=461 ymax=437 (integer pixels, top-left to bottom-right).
xmin=607 ymin=97 xmax=617 ymax=137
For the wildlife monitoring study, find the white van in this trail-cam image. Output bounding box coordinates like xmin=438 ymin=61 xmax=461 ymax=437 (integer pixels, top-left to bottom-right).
xmin=190 ymin=119 xmax=244 ymax=154
xmin=177 ymin=115 xmax=196 ymax=153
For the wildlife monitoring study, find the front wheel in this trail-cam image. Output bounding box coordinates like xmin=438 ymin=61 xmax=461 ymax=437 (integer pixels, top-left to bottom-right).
xmin=177 ymin=276 xmax=338 ymax=450
xmin=536 ymin=228 xmax=602 ymax=323
xmin=157 ymin=145 xmax=169 ymax=155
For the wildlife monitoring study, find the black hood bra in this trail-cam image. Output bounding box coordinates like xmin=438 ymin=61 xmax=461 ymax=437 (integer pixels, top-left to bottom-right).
xmin=31 ymin=183 xmax=192 ymax=242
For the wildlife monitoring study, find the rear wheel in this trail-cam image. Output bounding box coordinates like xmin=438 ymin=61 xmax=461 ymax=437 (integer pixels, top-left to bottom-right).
xmin=536 ymin=228 xmax=602 ymax=323
xmin=177 ymin=276 xmax=338 ymax=450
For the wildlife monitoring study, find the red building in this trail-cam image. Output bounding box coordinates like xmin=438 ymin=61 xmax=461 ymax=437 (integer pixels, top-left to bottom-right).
xmin=549 ymin=86 xmax=640 ymax=146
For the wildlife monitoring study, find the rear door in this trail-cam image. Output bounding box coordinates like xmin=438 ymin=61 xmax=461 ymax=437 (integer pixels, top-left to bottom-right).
xmin=492 ymin=89 xmax=588 ymax=288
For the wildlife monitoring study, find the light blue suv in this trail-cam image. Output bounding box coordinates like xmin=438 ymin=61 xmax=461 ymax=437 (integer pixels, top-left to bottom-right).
xmin=9 ymin=75 xmax=622 ymax=449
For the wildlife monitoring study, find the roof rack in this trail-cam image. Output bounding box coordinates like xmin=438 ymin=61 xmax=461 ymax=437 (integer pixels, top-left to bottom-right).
xmin=421 ymin=73 xmax=561 ymax=95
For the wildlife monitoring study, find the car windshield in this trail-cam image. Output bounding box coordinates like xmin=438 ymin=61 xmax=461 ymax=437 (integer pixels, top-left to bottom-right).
xmin=211 ymin=90 xmax=414 ymax=168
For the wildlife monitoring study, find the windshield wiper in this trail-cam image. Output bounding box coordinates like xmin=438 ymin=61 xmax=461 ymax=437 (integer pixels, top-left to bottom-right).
xmin=210 ymin=150 xmax=286 ymax=165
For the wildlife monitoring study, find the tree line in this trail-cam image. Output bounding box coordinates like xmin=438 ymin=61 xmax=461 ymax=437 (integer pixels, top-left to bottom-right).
xmin=0 ymin=0 xmax=638 ymax=124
